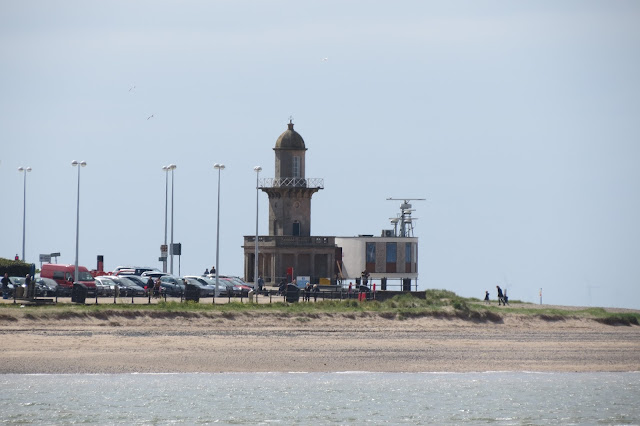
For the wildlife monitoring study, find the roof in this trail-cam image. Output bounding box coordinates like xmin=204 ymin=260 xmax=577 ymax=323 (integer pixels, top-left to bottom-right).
xmin=274 ymin=121 xmax=306 ymax=150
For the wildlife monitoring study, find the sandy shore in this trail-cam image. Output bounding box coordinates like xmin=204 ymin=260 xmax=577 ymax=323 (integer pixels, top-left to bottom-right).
xmin=1 ymin=305 xmax=639 ymax=374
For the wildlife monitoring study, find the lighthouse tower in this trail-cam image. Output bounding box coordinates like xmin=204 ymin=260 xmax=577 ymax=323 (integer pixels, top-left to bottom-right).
xmin=265 ymin=120 xmax=322 ymax=236
xmin=243 ymin=121 xmax=334 ymax=286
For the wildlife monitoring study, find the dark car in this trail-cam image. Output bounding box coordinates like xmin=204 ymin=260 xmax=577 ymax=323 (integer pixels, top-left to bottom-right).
xmin=159 ymin=275 xmax=185 ymax=297
xmin=182 ymin=277 xmax=215 ymax=297
xmin=110 ymin=277 xmax=146 ymax=297
xmin=183 ymin=276 xmax=221 ymax=297
xmin=35 ymin=277 xmax=58 ymax=296
xmin=205 ymin=275 xmax=236 ymax=297
xmin=123 ymin=275 xmax=155 ymax=293
xmin=94 ymin=276 xmax=117 ymax=297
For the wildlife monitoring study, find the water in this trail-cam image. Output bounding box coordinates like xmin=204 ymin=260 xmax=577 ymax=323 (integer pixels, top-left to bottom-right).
xmin=1 ymin=372 xmax=638 ymax=424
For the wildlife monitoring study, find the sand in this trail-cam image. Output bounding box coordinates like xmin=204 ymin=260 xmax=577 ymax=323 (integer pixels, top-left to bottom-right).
xmin=1 ymin=304 xmax=639 ymax=374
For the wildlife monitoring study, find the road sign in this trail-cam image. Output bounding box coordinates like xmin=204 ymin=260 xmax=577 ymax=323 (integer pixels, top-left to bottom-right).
xmin=39 ymin=254 xmax=51 ymax=263
xmin=161 ymin=244 xmax=168 ymax=257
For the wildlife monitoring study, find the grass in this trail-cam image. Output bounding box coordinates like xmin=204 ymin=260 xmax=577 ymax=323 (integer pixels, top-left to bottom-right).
xmin=1 ymin=291 xmax=638 ymax=326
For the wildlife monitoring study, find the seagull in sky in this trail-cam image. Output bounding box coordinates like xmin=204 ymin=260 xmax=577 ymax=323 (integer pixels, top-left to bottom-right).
xmin=147 ymin=114 xmax=154 ymax=120
xmin=129 ymin=85 xmax=136 ymax=92
xmin=322 ymin=57 xmax=328 ymax=62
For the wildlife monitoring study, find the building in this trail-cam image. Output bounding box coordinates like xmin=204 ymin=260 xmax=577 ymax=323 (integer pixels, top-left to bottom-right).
xmin=243 ymin=122 xmax=419 ymax=290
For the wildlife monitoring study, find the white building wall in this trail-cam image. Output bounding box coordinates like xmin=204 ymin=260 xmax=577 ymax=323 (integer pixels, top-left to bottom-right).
xmin=336 ymin=236 xmax=419 ymax=280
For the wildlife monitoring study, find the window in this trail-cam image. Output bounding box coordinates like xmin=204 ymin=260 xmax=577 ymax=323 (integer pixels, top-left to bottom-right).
xmin=292 ymin=156 xmax=300 ymax=178
xmin=386 ymin=242 xmax=397 ymax=273
xmin=366 ymin=243 xmax=376 ymax=263
xmin=365 ymin=242 xmax=376 ymax=273
xmin=405 ymin=242 xmax=412 ymax=273
xmin=293 ymin=221 xmax=301 ymax=236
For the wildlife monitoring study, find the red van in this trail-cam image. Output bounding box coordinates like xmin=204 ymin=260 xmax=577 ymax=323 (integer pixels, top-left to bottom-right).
xmin=40 ymin=264 xmax=97 ymax=296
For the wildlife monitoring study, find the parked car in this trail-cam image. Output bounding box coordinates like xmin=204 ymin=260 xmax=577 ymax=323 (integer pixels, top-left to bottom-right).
xmin=123 ymin=275 xmax=155 ymax=293
xmin=113 ymin=266 xmax=160 ymax=276
xmin=158 ymin=275 xmax=184 ymax=297
xmin=141 ymin=271 xmax=169 ymax=279
xmin=110 ymin=276 xmax=146 ymax=297
xmin=221 ymin=276 xmax=253 ymax=297
xmin=182 ymin=277 xmax=215 ymax=297
xmin=94 ymin=276 xmax=117 ymax=297
xmin=8 ymin=276 xmax=57 ymax=298
xmin=35 ymin=277 xmax=58 ymax=296
xmin=183 ymin=276 xmax=221 ymax=297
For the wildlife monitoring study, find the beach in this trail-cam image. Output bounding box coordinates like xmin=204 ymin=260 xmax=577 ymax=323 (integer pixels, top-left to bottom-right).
xmin=1 ymin=304 xmax=639 ymax=374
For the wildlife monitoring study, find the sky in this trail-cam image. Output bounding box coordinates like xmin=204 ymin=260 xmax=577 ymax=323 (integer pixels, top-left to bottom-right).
xmin=1 ymin=0 xmax=639 ymax=309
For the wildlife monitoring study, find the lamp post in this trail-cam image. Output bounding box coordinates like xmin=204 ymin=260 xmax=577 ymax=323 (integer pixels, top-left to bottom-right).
xmin=18 ymin=166 xmax=32 ymax=261
xmin=214 ymin=163 xmax=225 ymax=295
xmin=71 ymin=161 xmax=87 ymax=283
xmin=253 ymin=166 xmax=262 ymax=290
xmin=167 ymin=164 xmax=177 ymax=275
xmin=162 ymin=165 xmax=171 ymax=273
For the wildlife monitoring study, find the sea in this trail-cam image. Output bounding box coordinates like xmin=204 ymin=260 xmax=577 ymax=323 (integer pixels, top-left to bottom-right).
xmin=1 ymin=372 xmax=638 ymax=425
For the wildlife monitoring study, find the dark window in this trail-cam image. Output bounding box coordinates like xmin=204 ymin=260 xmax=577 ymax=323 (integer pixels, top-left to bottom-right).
xmin=293 ymin=222 xmax=301 ymax=236
xmin=365 ymin=242 xmax=376 ymax=273
xmin=386 ymin=242 xmax=397 ymax=273
xmin=405 ymin=242 xmax=412 ymax=273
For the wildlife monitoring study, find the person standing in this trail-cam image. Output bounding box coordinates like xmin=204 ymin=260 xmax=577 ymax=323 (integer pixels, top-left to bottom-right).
xmin=258 ymin=275 xmax=264 ymax=294
xmin=303 ymin=283 xmax=310 ymax=302
xmin=484 ymin=290 xmax=490 ymax=305
xmin=154 ymin=278 xmax=161 ymax=298
xmin=25 ymin=274 xmax=34 ymax=299
xmin=347 ymin=282 xmax=353 ymax=299
xmin=313 ymin=284 xmax=319 ymax=302
xmin=1 ymin=273 xmax=10 ymax=299
xmin=146 ymin=277 xmax=154 ymax=295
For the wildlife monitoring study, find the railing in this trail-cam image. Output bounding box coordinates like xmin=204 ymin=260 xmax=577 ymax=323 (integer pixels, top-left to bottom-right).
xmin=245 ymin=235 xmax=334 ymax=247
xmin=259 ymin=177 xmax=324 ymax=189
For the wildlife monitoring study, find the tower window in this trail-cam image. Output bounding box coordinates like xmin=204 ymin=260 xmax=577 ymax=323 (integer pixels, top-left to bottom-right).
xmin=292 ymin=156 xmax=300 ymax=178
xmin=293 ymin=221 xmax=301 ymax=236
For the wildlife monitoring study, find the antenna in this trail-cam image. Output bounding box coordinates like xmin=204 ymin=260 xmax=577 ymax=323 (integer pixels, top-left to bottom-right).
xmin=387 ymin=198 xmax=425 ymax=237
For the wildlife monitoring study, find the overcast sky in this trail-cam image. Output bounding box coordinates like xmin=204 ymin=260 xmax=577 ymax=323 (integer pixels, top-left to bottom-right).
xmin=1 ymin=1 xmax=639 ymax=309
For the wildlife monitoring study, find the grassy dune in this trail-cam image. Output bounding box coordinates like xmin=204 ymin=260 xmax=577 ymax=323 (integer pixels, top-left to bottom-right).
xmin=1 ymin=290 xmax=638 ymax=326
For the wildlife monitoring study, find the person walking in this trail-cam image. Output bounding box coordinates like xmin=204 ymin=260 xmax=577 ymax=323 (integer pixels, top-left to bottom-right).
xmin=484 ymin=290 xmax=490 ymax=305
xmin=496 ymin=285 xmax=504 ymax=306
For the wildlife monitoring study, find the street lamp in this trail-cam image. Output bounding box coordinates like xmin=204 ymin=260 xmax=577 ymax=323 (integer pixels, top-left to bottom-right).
xmin=18 ymin=166 xmax=32 ymax=261
xmin=253 ymin=166 xmax=262 ymax=291
xmin=161 ymin=165 xmax=172 ymax=273
xmin=71 ymin=160 xmax=87 ymax=283
xmin=214 ymin=163 xmax=225 ymax=295
xmin=167 ymin=164 xmax=177 ymax=274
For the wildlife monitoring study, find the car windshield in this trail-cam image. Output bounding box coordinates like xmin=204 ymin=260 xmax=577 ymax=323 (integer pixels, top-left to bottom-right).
xmin=127 ymin=277 xmax=147 ymax=286
xmin=98 ymin=278 xmax=115 ymax=285
xmin=119 ymin=278 xmax=140 ymax=288
xmin=78 ymin=271 xmax=95 ymax=281
xmin=161 ymin=276 xmax=181 ymax=285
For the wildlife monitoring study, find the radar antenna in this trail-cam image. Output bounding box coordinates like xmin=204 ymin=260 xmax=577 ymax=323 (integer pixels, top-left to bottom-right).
xmin=387 ymin=198 xmax=425 ymax=237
